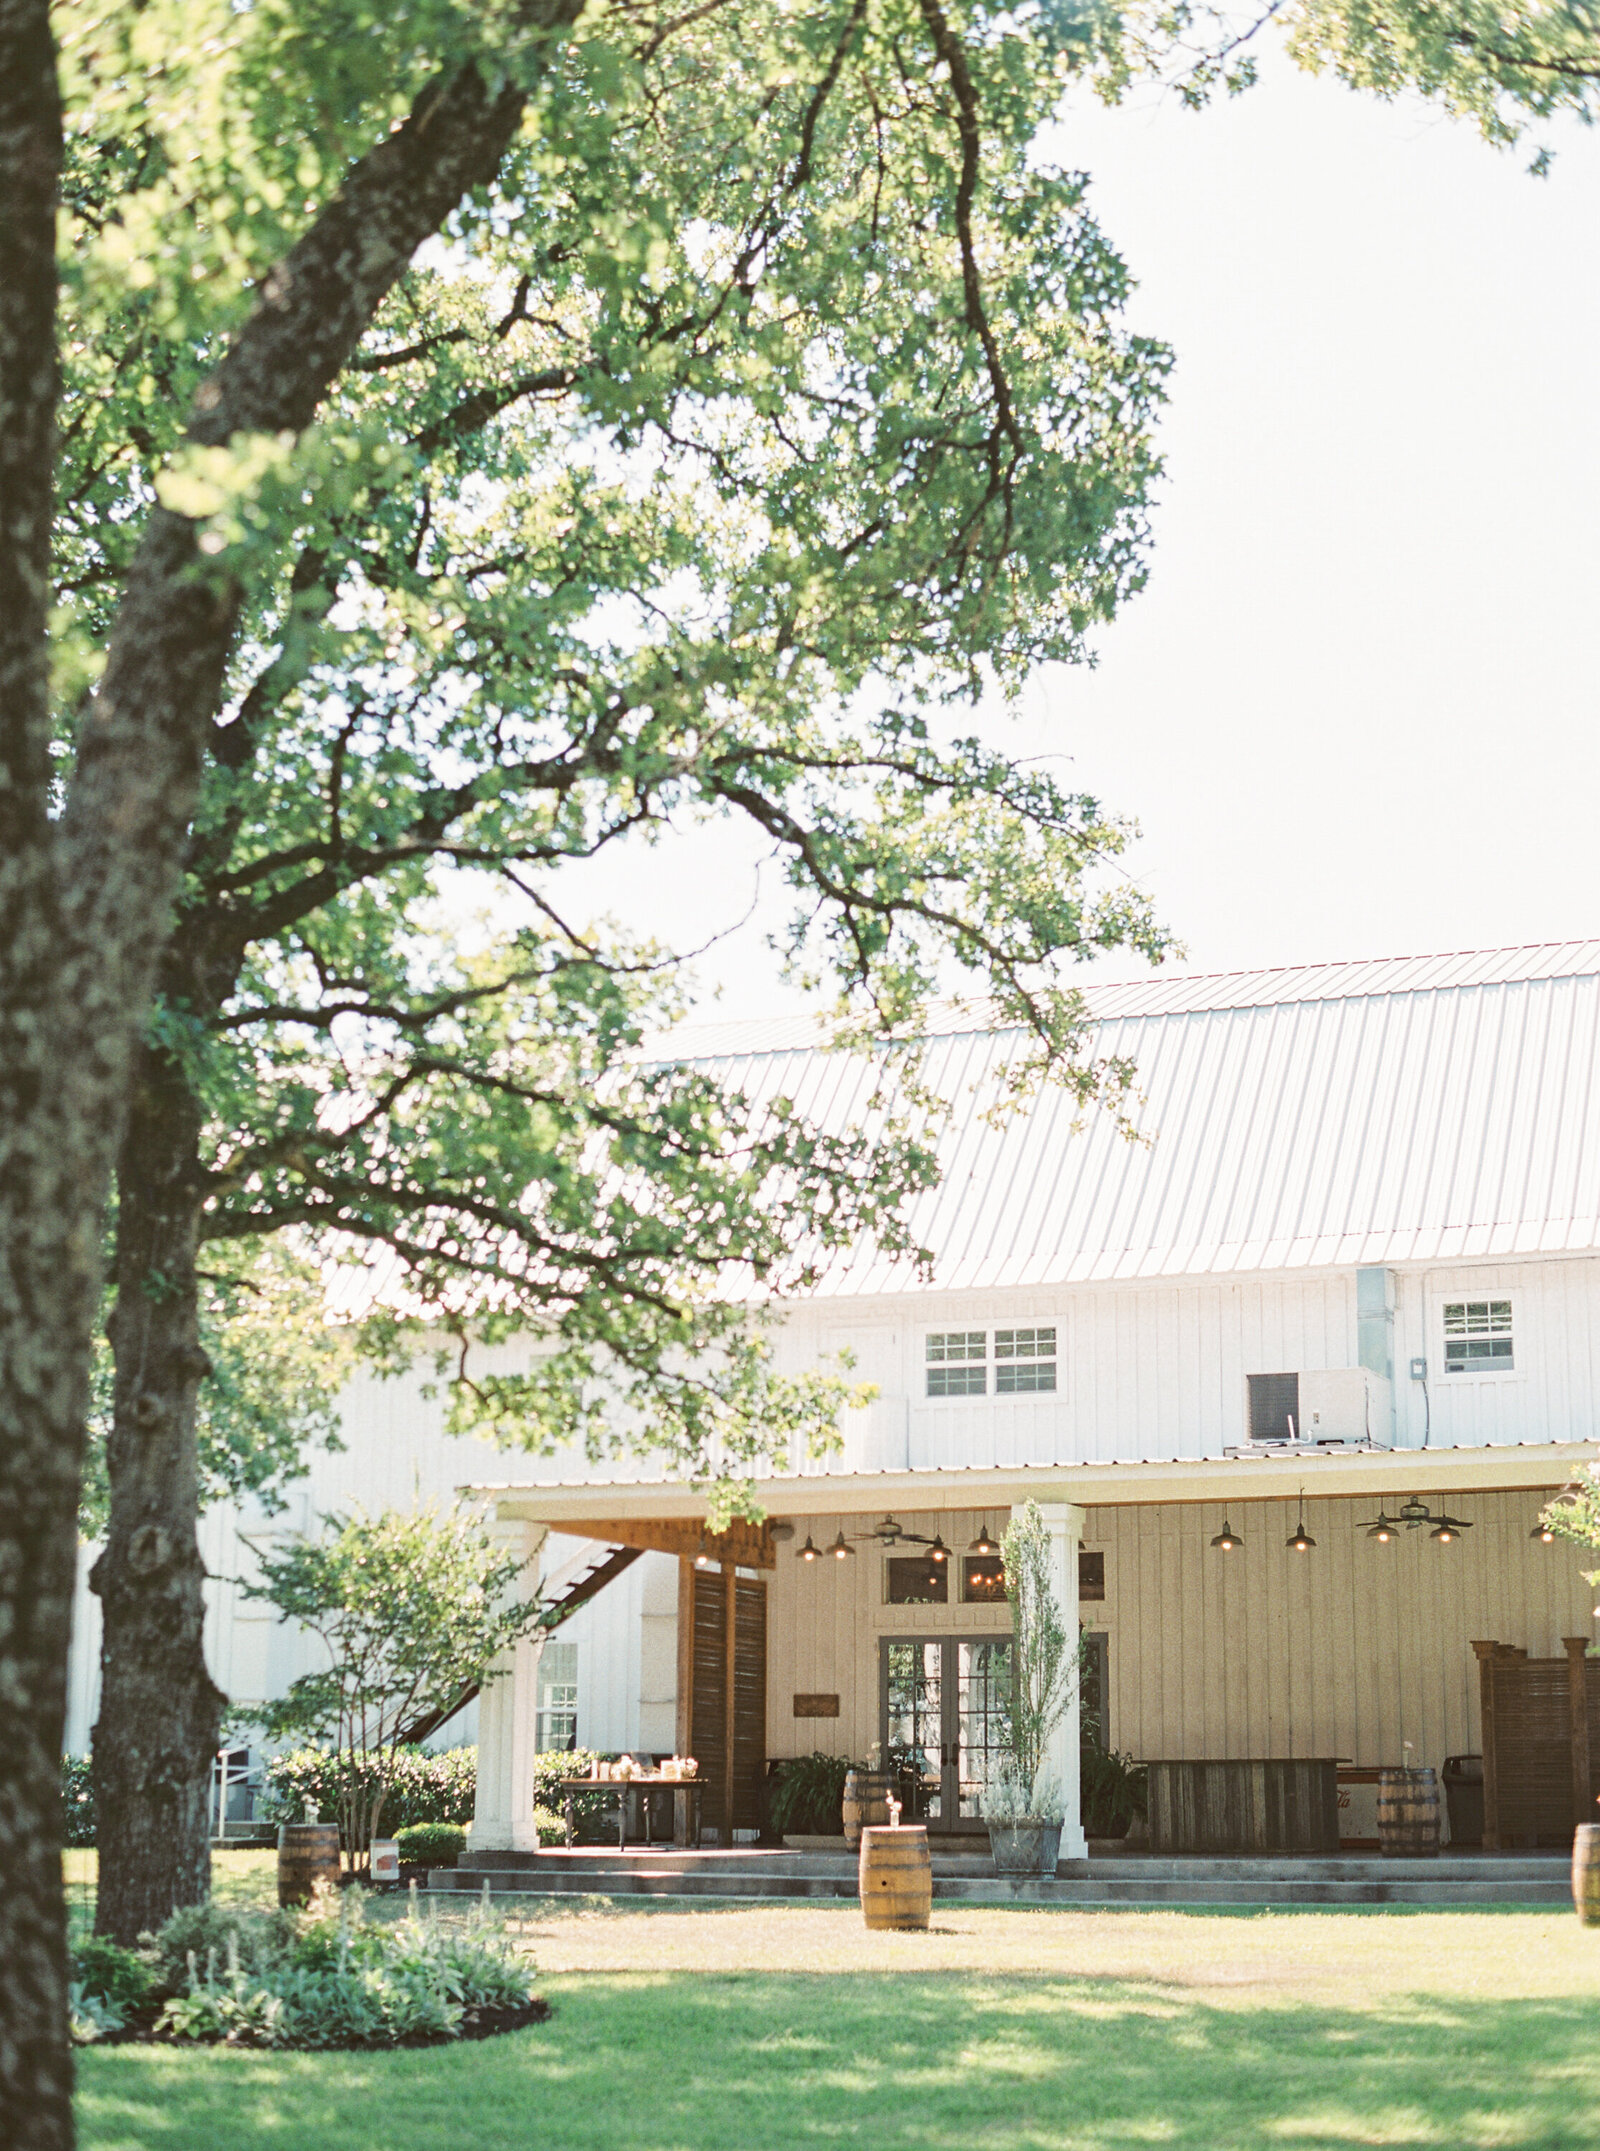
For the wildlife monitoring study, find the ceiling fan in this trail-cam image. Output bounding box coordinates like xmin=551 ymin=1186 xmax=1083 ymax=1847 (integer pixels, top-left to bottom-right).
xmin=851 ymin=1515 xmax=942 ymax=1549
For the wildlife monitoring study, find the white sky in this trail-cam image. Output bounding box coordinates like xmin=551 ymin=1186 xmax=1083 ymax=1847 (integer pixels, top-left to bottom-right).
xmin=568 ymin=45 xmax=1600 ymax=1019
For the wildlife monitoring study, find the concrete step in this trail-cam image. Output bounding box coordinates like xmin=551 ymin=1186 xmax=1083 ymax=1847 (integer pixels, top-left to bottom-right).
xmin=432 ymin=1850 xmax=1573 ymax=1909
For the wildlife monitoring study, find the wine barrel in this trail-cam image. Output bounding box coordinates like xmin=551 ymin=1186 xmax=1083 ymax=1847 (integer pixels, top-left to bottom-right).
xmin=842 ymin=1769 xmax=894 ymax=1849
xmin=1376 ymin=1767 xmax=1440 ymax=1858
xmin=1573 ymin=1824 xmax=1600 ymax=1925
xmin=859 ymin=1824 xmax=931 ymax=1931
xmin=278 ymin=1821 xmax=341 ymax=1905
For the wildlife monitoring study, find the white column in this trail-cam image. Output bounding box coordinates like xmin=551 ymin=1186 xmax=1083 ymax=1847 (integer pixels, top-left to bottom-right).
xmin=472 ymin=1518 xmax=547 ymax=1854
xmin=1037 ymin=1503 xmax=1088 ymax=1868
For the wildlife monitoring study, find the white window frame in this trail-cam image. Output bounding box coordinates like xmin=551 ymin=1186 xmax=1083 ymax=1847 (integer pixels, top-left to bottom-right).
xmin=536 ymin=1641 xmax=579 ymax=1751
xmin=922 ymin=1325 xmax=1060 ymax=1400
xmin=1435 ymin=1294 xmax=1518 ymax=1381
xmin=925 ymin=1330 xmax=988 ymax=1399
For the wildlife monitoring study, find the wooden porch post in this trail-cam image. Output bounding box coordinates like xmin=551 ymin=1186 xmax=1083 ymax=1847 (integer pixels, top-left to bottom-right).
xmin=1471 ymin=1641 xmax=1501 ymax=1851
xmin=675 ymin=1557 xmax=695 ymax=1762
xmin=1566 ymin=1637 xmax=1593 ymax=1831
xmin=722 ymin=1560 xmax=738 ymax=1847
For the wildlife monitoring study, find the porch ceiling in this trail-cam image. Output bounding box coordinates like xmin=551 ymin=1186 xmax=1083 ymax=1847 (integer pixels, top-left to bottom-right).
xmin=466 ymin=1440 xmax=1600 ymax=1525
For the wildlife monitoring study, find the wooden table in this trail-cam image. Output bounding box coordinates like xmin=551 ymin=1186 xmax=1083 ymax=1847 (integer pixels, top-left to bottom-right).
xmin=554 ymin=1776 xmax=703 ymax=1850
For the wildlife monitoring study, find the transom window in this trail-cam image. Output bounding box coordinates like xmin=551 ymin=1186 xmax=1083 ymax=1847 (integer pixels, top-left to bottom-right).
xmin=925 ymin=1327 xmax=1058 ymax=1397
xmin=995 ymin=1326 xmax=1057 ymax=1394
xmin=1442 ymin=1299 xmax=1514 ymax=1375
xmin=926 ymin=1332 xmax=987 ymax=1397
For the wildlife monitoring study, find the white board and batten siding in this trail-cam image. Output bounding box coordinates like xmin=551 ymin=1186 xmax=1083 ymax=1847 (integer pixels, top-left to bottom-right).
xmin=1088 ymin=1488 xmax=1595 ymax=1775
xmin=776 ymin=1253 xmax=1600 ymax=1471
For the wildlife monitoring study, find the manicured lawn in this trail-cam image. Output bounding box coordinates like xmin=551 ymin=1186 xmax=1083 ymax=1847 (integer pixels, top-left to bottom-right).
xmin=77 ymin=1901 xmax=1600 ymax=2150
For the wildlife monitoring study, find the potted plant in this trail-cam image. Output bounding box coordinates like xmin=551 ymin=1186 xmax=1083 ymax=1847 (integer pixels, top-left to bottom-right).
xmin=980 ymin=1501 xmax=1083 ymax=1877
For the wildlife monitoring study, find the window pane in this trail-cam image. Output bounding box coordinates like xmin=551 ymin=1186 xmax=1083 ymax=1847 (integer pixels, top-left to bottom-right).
xmin=886 ymin=1555 xmax=949 ymax=1605
xmin=927 ymin=1331 xmax=986 ymax=1363
xmin=1442 ymin=1299 xmax=1513 ymax=1371
xmin=995 ymin=1327 xmax=1056 ymax=1359
xmin=962 ymin=1554 xmax=1006 ymax=1603
xmin=928 ymin=1363 xmax=987 ymax=1397
xmin=996 ymin=1360 xmax=1056 ymax=1393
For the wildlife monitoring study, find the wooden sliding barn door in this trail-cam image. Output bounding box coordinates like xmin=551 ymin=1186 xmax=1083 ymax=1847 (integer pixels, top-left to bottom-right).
xmin=679 ymin=1560 xmax=766 ymax=1845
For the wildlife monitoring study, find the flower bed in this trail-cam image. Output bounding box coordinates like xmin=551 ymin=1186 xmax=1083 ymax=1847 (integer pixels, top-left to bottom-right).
xmin=70 ymin=1885 xmax=546 ymax=2050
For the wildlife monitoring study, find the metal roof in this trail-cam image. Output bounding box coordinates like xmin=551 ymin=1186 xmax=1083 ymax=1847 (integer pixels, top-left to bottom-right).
xmin=658 ymin=940 xmax=1600 ymax=1293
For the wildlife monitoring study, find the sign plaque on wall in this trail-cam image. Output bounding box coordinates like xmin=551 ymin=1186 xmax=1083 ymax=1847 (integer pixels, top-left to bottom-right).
xmin=793 ymin=1693 xmax=841 ymax=1718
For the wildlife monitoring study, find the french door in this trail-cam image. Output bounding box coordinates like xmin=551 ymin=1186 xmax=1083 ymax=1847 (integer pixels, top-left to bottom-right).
xmin=879 ymin=1637 xmax=1012 ymax=1834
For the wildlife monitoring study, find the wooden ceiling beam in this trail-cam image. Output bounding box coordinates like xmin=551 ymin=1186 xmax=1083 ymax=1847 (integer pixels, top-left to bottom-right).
xmin=552 ymin=1516 xmax=776 ymax=1570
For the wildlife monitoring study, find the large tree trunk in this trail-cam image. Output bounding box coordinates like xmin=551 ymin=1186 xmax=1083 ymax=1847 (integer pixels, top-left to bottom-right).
xmin=0 ymin=2 xmax=79 ymax=2141
xmin=90 ymin=1041 xmax=222 ymax=1945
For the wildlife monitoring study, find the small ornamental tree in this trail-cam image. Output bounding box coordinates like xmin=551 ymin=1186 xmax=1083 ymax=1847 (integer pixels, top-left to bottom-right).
xmin=248 ymin=1504 xmax=540 ymax=1868
xmin=1542 ymin=1471 xmax=1600 ymax=1596
xmin=997 ymin=1501 xmax=1082 ymax=1813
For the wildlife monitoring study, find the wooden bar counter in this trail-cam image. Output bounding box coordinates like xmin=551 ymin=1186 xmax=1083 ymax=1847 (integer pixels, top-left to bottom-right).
xmin=1145 ymin=1759 xmax=1341 ymax=1854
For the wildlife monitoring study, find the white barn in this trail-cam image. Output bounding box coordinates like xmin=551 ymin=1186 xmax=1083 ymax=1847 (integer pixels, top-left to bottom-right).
xmin=65 ymin=939 xmax=1600 ymax=1858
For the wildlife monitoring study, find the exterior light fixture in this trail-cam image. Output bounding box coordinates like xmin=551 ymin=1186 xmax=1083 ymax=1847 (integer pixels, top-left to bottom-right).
xmin=694 ymin=1552 xmax=716 ymax=1570
xmin=797 ymin=1535 xmax=821 ymax=1562
xmin=1286 ymin=1491 xmax=1315 ymax=1553
xmin=1210 ymin=1521 xmax=1242 ymax=1552
xmin=830 ymin=1531 xmax=855 ymax=1560
xmin=1429 ymin=1521 xmax=1458 ymax=1544
xmin=927 ymin=1534 xmax=949 ymax=1563
xmin=1366 ymin=1513 xmax=1401 ymax=1543
xmin=969 ymin=1521 xmax=998 ymax=1556
xmin=1532 ymin=1523 xmax=1558 ymax=1544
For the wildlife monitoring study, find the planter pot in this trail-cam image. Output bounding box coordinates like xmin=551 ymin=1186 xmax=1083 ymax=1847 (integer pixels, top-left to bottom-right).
xmin=987 ymin=1820 xmax=1063 ymax=1876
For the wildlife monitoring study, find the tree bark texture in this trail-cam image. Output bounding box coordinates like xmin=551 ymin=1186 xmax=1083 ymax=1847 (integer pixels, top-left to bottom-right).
xmin=0 ymin=1 xmax=79 ymax=2140
xmin=91 ymin=1044 xmax=224 ymax=1945
xmin=86 ymin=22 xmax=583 ymax=1942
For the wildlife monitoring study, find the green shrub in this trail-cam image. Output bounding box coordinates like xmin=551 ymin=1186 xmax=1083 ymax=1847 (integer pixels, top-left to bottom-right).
xmin=395 ymin=1822 xmax=466 ymax=1867
xmin=120 ymin=1886 xmax=537 ymax=2050
xmin=531 ymin=1750 xmax=619 ymax=1842
xmin=1080 ymin=1740 xmax=1146 ymax=1838
xmin=70 ymin=1936 xmax=154 ymax=2012
xmin=534 ymin=1804 xmax=567 ymax=1847
xmin=62 ymin=1754 xmax=96 ymax=1847
xmin=770 ymin=1753 xmax=853 ymax=1836
xmin=259 ymin=1746 xmax=476 ymax=1845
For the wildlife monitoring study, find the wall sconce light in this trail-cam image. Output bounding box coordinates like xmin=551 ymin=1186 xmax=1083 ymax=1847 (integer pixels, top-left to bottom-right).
xmin=1210 ymin=1521 xmax=1242 ymax=1552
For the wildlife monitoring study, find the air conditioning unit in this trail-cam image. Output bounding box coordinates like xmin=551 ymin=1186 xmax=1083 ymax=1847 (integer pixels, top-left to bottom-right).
xmin=1246 ymin=1368 xmax=1389 ymax=1446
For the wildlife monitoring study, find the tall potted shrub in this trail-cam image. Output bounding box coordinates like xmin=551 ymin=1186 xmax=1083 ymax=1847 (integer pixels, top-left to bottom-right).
xmin=982 ymin=1502 xmax=1083 ymax=1876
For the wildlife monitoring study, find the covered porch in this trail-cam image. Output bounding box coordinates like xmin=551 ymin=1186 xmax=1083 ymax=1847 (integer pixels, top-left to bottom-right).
xmin=467 ymin=1445 xmax=1600 ymax=1868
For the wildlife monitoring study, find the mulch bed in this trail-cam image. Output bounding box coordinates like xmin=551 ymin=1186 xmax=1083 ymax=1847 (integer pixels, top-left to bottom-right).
xmin=96 ymin=1996 xmax=551 ymax=2050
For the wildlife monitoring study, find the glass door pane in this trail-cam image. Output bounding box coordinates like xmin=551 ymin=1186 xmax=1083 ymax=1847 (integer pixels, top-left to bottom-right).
xmin=883 ymin=1640 xmax=943 ymax=1823
xmin=955 ymin=1639 xmax=1013 ymax=1822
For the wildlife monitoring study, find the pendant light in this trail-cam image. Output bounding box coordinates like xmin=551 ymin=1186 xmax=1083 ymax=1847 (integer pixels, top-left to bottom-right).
xmin=1210 ymin=1521 xmax=1242 ymax=1552
xmin=1532 ymin=1522 xmax=1558 ymax=1544
xmin=829 ymin=1531 xmax=855 ymax=1560
xmin=969 ymin=1521 xmax=998 ymax=1556
xmin=797 ymin=1535 xmax=821 ymax=1562
xmin=1366 ymin=1513 xmax=1400 ymax=1543
xmin=927 ymin=1533 xmax=949 ymax=1563
xmin=1286 ymin=1490 xmax=1315 ymax=1553
xmin=1429 ymin=1520 xmax=1459 ymax=1544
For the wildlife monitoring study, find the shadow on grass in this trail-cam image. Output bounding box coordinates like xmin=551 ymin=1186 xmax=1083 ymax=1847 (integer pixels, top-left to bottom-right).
xmin=77 ymin=1972 xmax=1600 ymax=2151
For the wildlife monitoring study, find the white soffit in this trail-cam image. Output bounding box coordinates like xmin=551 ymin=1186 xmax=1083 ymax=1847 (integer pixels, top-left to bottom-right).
xmin=652 ymin=940 xmax=1600 ymax=1294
